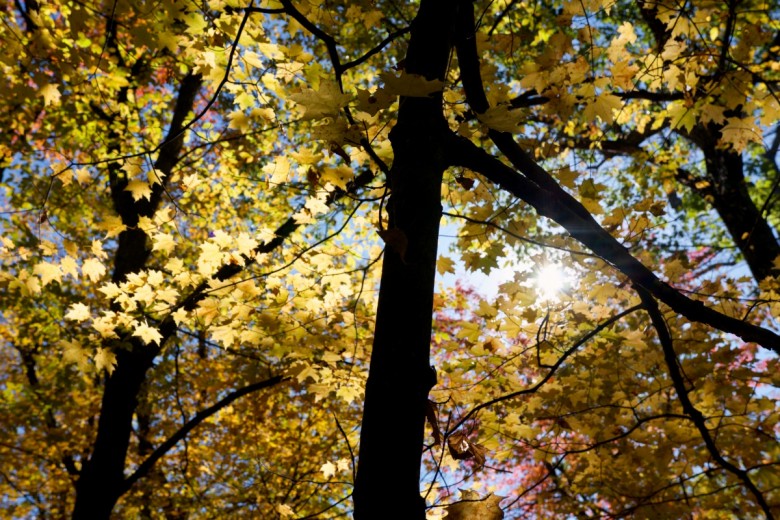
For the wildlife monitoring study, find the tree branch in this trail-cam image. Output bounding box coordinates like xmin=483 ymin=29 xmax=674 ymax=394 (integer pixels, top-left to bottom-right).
xmin=451 ymin=0 xmax=780 ymax=353
xmin=445 ymin=305 xmax=643 ymax=436
xmin=121 ymin=375 xmax=289 ymax=493
xmin=446 ymin=133 xmax=780 ymax=353
xmin=636 ymin=287 xmax=774 ymax=520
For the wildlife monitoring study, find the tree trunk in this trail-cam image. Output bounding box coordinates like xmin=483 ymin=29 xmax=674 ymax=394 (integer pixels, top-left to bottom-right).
xmin=71 ymin=73 xmax=201 ymax=519
xmin=353 ymin=1 xmax=456 ymax=518
xmin=71 ymin=344 xmax=159 ymax=519
xmin=687 ymin=126 xmax=780 ymax=283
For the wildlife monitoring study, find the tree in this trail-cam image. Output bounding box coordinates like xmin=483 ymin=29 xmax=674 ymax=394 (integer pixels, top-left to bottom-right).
xmin=0 ymin=0 xmax=778 ymax=518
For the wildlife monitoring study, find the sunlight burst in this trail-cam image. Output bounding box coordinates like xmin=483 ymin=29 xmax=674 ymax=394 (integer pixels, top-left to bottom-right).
xmin=534 ymin=264 xmax=569 ymax=301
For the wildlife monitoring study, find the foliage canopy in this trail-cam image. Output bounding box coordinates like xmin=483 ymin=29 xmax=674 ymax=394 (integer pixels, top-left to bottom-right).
xmin=1 ymin=0 xmax=779 ymax=518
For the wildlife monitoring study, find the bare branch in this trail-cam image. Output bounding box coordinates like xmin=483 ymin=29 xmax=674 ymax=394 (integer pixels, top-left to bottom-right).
xmin=122 ymin=375 xmax=289 ymax=493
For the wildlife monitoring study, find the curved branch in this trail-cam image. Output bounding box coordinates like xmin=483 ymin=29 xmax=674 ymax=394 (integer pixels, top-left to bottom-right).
xmin=280 ymin=0 xmax=343 ymax=75
xmin=446 ymin=133 xmax=780 ymax=353
xmin=451 ymin=0 xmax=780 ymax=353
xmin=443 ymin=211 xmax=598 ymax=257
xmin=445 ymin=305 xmax=643 ymax=436
xmin=121 ymin=375 xmax=289 ymax=493
xmin=636 ymin=287 xmax=774 ymax=520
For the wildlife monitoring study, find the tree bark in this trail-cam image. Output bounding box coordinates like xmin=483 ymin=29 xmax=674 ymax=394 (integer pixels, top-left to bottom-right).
xmin=71 ymin=73 xmax=201 ymax=520
xmin=353 ymin=1 xmax=457 ymax=517
xmin=686 ymin=126 xmax=780 ymax=283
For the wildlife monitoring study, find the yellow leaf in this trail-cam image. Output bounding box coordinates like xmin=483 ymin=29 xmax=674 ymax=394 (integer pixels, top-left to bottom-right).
xmin=583 ymin=94 xmax=622 ymax=124
xmin=40 ymin=83 xmax=62 ymax=106
xmin=94 ymin=348 xmax=118 ymax=375
xmin=720 ymin=116 xmax=762 ymax=152
xmin=132 ymin=320 xmax=163 ymax=345
xmin=320 ymin=461 xmax=336 ymax=478
xmin=99 ymin=215 xmax=127 ymax=239
xmin=61 ymin=340 xmax=90 ymax=371
xmin=65 ymin=303 xmax=91 ymax=322
xmin=289 ymin=80 xmax=351 ymax=120
xmin=125 ymin=179 xmax=153 ymax=201
xmin=82 ymin=258 xmax=106 ymax=282
xmin=356 ymin=88 xmax=395 ymax=116
xmin=91 ymin=240 xmax=108 ymax=260
xmin=74 ymin=167 xmax=91 ymax=185
xmin=60 ymin=256 xmax=79 ymax=279
xmin=477 ymin=105 xmax=524 ymax=133
xmin=235 ymin=232 xmax=258 ymax=257
xmin=152 ymin=232 xmax=176 ymax=255
xmin=33 ymin=261 xmax=62 ymax=286
xmin=437 ymin=256 xmax=456 ymax=275
xmin=379 ymin=71 xmax=444 ymax=97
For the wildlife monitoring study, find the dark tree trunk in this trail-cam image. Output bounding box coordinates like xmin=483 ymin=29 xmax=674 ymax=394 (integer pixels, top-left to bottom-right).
xmin=72 ymin=344 xmax=159 ymax=519
xmin=687 ymin=127 xmax=780 ymax=283
xmin=353 ymin=1 xmax=457 ymax=518
xmin=71 ymin=74 xmax=201 ymax=519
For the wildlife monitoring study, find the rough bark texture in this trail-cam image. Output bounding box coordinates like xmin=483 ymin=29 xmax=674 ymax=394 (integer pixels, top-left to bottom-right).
xmin=353 ymin=1 xmax=456 ymax=517
xmin=71 ymin=73 xmax=202 ymax=520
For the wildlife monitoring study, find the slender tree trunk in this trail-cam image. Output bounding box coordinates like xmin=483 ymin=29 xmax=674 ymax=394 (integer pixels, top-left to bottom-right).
xmin=72 ymin=345 xmax=159 ymax=519
xmin=71 ymin=74 xmax=201 ymax=519
xmin=353 ymin=1 xmax=457 ymax=517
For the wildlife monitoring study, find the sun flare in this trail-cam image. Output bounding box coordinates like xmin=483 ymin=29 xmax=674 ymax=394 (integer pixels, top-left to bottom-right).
xmin=535 ymin=264 xmax=569 ymax=301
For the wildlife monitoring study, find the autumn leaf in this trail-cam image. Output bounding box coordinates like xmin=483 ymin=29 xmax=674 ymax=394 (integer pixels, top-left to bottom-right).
xmin=446 ymin=490 xmax=504 ymax=520
xmin=320 ymin=461 xmax=336 ymax=478
xmin=378 ymin=227 xmax=408 ymax=260
xmin=379 ymin=71 xmax=444 ymax=97
xmin=289 ymin=81 xmax=351 ymax=120
xmin=40 ymin=83 xmax=62 ymax=106
xmin=583 ymin=94 xmax=622 ymax=124
xmin=477 ymin=105 xmax=524 ymax=133
xmin=132 ymin=320 xmax=163 ymax=346
xmin=65 ymin=303 xmax=91 ymax=322
xmin=82 ymin=258 xmax=106 ymax=282
xmin=125 ymin=179 xmax=153 ymax=201
xmin=94 ymin=348 xmax=118 ymax=375
xmin=33 ymin=261 xmax=62 ymax=287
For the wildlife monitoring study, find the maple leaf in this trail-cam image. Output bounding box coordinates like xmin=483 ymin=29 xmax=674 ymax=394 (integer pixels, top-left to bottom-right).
xmin=65 ymin=303 xmax=91 ymax=322
xmin=446 ymin=490 xmax=504 ymax=520
xmin=437 ymin=256 xmax=456 ymax=275
xmin=720 ymin=116 xmax=762 ymax=152
xmin=82 ymin=258 xmax=106 ymax=282
xmin=60 ymin=256 xmax=79 ymax=279
xmin=235 ymin=232 xmax=258 ymax=257
xmin=33 ymin=261 xmax=62 ymax=286
xmin=583 ymin=94 xmax=622 ymax=124
xmin=289 ymin=81 xmax=351 ymax=120
xmin=94 ymin=348 xmax=118 ymax=375
xmin=132 ymin=320 xmax=163 ymax=345
xmin=356 ymin=88 xmax=395 ymax=116
xmin=477 ymin=105 xmax=525 ymax=133
xmin=378 ymin=227 xmax=408 ymax=260
xmin=152 ymin=232 xmax=176 ymax=255
xmin=125 ymin=179 xmax=153 ymax=201
xmin=40 ymin=83 xmax=62 ymax=106
xmin=320 ymin=461 xmax=336 ymax=478
xmin=61 ymin=340 xmax=90 ymax=371
xmin=379 ymin=71 xmax=444 ymax=97
xmin=99 ymin=215 xmax=127 ymax=239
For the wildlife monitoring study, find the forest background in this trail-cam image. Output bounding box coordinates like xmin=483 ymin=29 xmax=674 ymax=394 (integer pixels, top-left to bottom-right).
xmin=1 ymin=0 xmax=780 ymax=518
